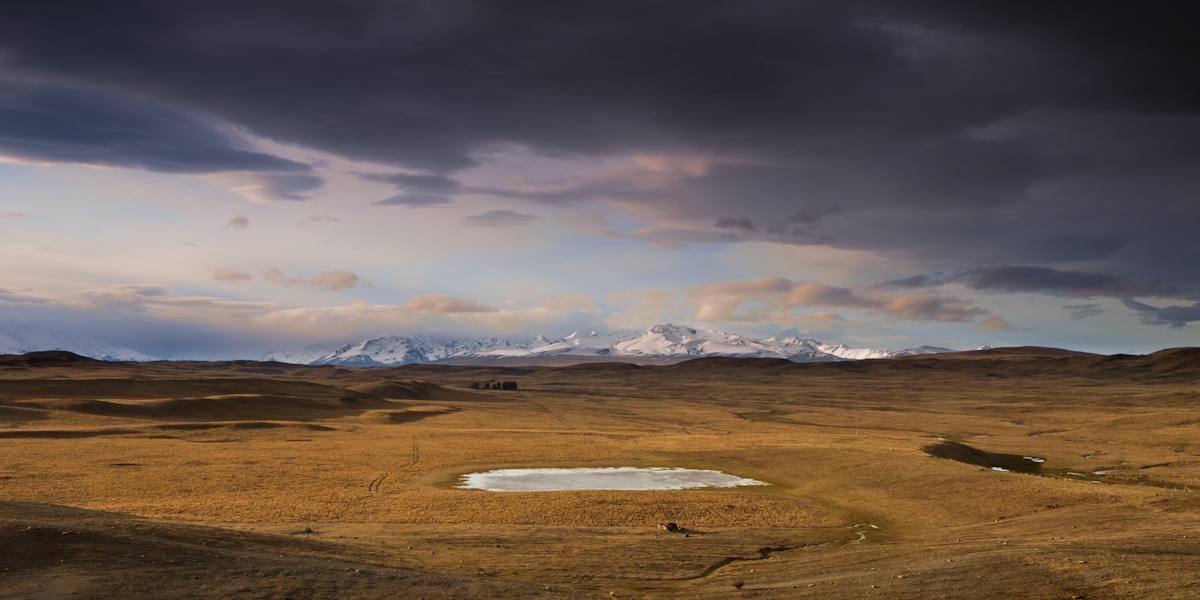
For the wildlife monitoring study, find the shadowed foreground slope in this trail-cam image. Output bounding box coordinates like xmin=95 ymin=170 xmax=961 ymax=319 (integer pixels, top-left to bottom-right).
xmin=0 ymin=502 xmax=583 ymax=600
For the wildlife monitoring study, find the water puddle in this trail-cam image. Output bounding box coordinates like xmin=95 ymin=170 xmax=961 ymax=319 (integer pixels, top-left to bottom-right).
xmin=456 ymin=467 xmax=768 ymax=492
xmin=847 ymin=523 xmax=880 ymax=544
xmin=922 ymin=440 xmax=1184 ymax=489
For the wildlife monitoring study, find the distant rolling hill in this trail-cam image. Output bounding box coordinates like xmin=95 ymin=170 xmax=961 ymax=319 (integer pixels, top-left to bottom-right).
xmin=898 ymin=346 xmax=1100 ymax=360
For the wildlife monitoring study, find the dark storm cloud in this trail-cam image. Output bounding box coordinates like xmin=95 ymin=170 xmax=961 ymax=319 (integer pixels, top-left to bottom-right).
xmin=361 ymin=173 xmax=463 ymax=194
xmin=8 ymin=2 xmax=1195 ymax=171
xmin=0 ymin=81 xmax=309 ymax=173
xmin=1064 ymin=304 xmax=1104 ymax=320
xmin=1121 ymin=300 xmax=1200 ymax=329
xmin=951 ymin=265 xmax=1182 ymax=299
xmin=785 ymin=207 xmax=832 ymax=226
xmin=876 ymin=275 xmax=939 ymax=290
xmin=1 ymin=1 xmax=1198 ymax=282
xmin=877 ymin=265 xmax=1186 ymax=300
xmin=714 ymin=216 xmax=756 ymax=231
xmin=362 ymin=172 xmax=462 ymax=207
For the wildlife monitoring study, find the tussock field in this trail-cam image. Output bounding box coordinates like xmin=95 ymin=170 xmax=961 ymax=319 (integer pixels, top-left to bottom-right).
xmin=2 ymin=349 xmax=1199 ymax=598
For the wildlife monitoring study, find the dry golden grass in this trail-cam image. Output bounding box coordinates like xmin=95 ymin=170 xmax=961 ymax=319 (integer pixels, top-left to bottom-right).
xmin=1 ymin=350 xmax=1198 ymax=598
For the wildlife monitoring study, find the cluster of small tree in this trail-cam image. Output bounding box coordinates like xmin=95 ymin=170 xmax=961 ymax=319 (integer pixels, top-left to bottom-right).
xmin=468 ymin=381 xmax=518 ymax=390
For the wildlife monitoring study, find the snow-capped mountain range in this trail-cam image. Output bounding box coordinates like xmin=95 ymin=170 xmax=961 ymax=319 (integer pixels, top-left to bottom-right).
xmin=0 ymin=325 xmax=155 ymax=362
xmin=275 ymin=335 xmax=510 ymax=367
xmin=265 ymin=324 xmax=953 ymax=367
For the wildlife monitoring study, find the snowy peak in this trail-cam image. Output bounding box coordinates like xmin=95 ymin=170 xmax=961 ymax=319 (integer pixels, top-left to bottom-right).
xmin=263 ymin=323 xmax=957 ymax=366
xmin=647 ymin=323 xmax=697 ymax=337
xmin=817 ymin=343 xmax=892 ymax=361
xmin=261 ymin=348 xmax=329 ymax=365
xmin=456 ymin=324 xmax=923 ymax=362
xmin=299 ymin=334 xmax=507 ymax=367
xmin=0 ymin=325 xmax=154 ymax=362
xmin=520 ymin=334 xmax=558 ymax=348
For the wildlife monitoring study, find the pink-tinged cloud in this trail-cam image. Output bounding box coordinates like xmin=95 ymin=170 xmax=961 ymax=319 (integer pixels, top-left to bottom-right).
xmin=400 ymin=292 xmax=496 ymax=313
xmin=687 ymin=276 xmax=793 ymax=321
xmin=877 ymin=295 xmax=986 ymax=323
xmin=224 ymin=215 xmax=249 ymax=230
xmin=973 ymin=315 xmax=1018 ymax=332
xmin=65 ymin=283 xmax=167 ymax=313
xmin=540 ymin=294 xmax=598 ymax=312
xmin=57 ymin=284 xmax=277 ymax=323
xmin=260 ymin=268 xmax=369 ymax=291
xmin=309 ymin=270 xmax=367 ymax=291
xmin=252 ymin=293 xmax=598 ymax=337
xmin=260 ymin=267 xmax=308 ymax=288
xmin=786 ymin=282 xmax=882 ymax=310
xmin=793 ymin=311 xmax=848 ymax=323
xmin=603 ymin=289 xmax=683 ymax=330
xmin=606 ymin=289 xmax=679 ymax=310
xmin=211 ymin=267 xmax=251 ymax=283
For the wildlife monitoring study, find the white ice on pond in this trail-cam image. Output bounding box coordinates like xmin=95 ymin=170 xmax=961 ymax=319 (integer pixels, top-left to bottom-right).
xmin=456 ymin=467 xmax=769 ymax=492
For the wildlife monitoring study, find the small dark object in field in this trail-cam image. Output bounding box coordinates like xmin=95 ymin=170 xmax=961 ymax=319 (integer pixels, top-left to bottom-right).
xmin=658 ymin=522 xmax=680 ymax=532
xmin=303 ymin=527 xmax=313 ymax=534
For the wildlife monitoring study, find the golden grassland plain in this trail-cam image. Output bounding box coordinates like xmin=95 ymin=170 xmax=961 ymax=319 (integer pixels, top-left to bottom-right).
xmin=1 ymin=349 xmax=1198 ymax=599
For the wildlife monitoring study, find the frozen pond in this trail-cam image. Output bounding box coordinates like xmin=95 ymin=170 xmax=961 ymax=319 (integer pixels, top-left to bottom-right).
xmin=457 ymin=467 xmax=768 ymax=492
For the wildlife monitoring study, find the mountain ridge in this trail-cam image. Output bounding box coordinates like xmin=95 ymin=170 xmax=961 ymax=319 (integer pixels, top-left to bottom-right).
xmin=0 ymin=325 xmax=154 ymax=362
xmin=264 ymin=323 xmax=955 ymax=367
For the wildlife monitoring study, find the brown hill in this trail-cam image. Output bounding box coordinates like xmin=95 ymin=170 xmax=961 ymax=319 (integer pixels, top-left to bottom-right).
xmin=0 ymin=377 xmax=397 ymax=421
xmin=0 ymin=378 xmax=349 ymax=401
xmin=27 ymin=389 xmax=392 ymax=421
xmin=663 ymin=356 xmax=795 ymax=372
xmin=0 ymin=351 xmax=104 ymax=368
xmin=654 ymin=348 xmax=1200 ymax=381
xmin=30 ymin=391 xmax=390 ymax=421
xmin=346 ymin=380 xmax=489 ymax=402
xmin=357 ymin=408 xmax=458 ymax=424
xmin=902 ymin=346 xmax=1100 ymax=360
xmin=1125 ymin=347 xmax=1200 ymax=375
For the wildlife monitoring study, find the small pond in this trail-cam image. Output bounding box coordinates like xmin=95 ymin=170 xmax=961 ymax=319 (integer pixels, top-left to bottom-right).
xmin=456 ymin=467 xmax=768 ymax=492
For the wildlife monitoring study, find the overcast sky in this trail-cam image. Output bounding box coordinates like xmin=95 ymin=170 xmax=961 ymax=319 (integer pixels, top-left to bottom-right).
xmin=1 ymin=1 xmax=1198 ymax=358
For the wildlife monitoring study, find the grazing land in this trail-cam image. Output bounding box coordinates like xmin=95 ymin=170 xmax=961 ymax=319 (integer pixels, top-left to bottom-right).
xmin=2 ymin=349 xmax=1199 ymax=599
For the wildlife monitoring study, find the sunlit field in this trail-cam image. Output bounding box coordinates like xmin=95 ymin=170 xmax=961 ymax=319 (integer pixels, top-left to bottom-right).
xmin=2 ymin=350 xmax=1198 ymax=598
